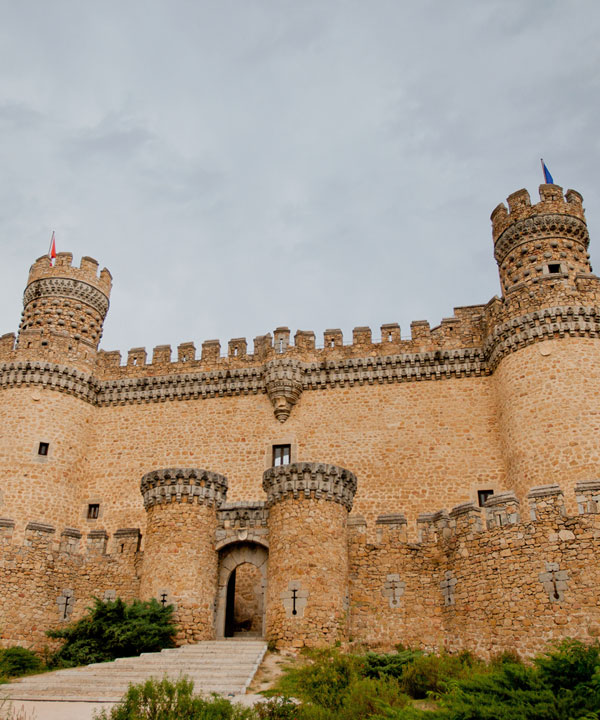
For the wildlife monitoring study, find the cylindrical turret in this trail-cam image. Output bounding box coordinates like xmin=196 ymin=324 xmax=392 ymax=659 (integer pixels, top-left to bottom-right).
xmin=490 ymin=186 xmax=600 ymax=510
xmin=263 ymin=462 xmax=357 ymax=648
xmin=139 ymin=468 xmax=228 ymax=644
xmin=17 ymin=253 xmax=112 ymax=369
xmin=491 ymin=184 xmax=590 ymax=297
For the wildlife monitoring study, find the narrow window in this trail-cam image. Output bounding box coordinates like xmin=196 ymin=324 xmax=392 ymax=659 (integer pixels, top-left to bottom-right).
xmin=477 ymin=489 xmax=494 ymax=507
xmin=388 ymin=332 xmax=393 ymax=342
xmin=234 ymin=346 xmax=238 ymax=356
xmin=87 ymin=503 xmax=99 ymax=519
xmin=38 ymin=442 xmax=49 ymax=456
xmin=273 ymin=444 xmax=291 ymax=466
xmin=548 ymin=263 xmax=561 ymax=274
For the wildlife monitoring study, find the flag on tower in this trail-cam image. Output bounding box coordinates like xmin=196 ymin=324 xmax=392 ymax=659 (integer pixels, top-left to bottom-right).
xmin=48 ymin=232 xmax=57 ymax=266
xmin=541 ymin=159 xmax=554 ymax=184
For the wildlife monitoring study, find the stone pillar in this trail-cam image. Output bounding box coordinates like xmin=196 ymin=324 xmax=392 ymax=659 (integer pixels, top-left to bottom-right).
xmin=263 ymin=462 xmax=357 ymax=648
xmin=139 ymin=468 xmax=228 ymax=644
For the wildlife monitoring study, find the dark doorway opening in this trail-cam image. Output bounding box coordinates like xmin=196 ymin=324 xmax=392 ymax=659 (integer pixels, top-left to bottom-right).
xmin=224 ymin=568 xmax=237 ymax=637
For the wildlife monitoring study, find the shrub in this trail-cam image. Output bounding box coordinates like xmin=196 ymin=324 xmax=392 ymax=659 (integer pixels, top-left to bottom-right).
xmin=253 ymin=697 xmax=300 ymax=719
xmin=93 ymin=676 xmax=254 ymax=720
xmin=0 ymin=647 xmax=44 ymax=679
xmin=399 ymin=653 xmax=472 ymax=699
xmin=48 ymin=597 xmax=176 ymax=668
xmin=364 ymin=649 xmax=423 ymax=680
xmin=267 ymin=649 xmax=364 ymax=711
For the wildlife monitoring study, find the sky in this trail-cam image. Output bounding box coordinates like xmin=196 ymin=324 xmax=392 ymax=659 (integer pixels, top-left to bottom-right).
xmin=1 ymin=0 xmax=599 ymax=358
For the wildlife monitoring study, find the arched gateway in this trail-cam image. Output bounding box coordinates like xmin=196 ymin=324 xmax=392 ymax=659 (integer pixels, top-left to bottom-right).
xmin=138 ymin=464 xmax=357 ymax=647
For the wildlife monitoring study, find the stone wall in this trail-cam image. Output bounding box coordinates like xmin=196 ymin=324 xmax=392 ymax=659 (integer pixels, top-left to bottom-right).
xmin=0 ymin=520 xmax=141 ymax=650
xmin=348 ymin=484 xmax=600 ymax=657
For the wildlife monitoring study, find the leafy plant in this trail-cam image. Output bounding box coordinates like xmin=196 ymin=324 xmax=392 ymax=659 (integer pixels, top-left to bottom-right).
xmin=93 ymin=676 xmax=254 ymax=720
xmin=0 ymin=647 xmax=44 ymax=679
xmin=47 ymin=597 xmax=176 ymax=668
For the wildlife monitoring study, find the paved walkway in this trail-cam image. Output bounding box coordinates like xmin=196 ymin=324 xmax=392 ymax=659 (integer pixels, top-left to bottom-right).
xmin=0 ymin=639 xmax=267 ymax=717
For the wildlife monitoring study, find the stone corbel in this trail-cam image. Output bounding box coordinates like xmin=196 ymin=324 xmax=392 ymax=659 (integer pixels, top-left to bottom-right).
xmin=264 ymin=358 xmax=304 ymax=423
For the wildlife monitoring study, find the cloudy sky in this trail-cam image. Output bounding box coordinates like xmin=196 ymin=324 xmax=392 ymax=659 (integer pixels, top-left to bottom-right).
xmin=1 ymin=1 xmax=599 ymax=357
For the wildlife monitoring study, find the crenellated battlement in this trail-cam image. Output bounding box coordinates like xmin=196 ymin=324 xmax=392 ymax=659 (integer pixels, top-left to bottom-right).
xmin=27 ymin=253 xmax=112 ymax=296
xmin=0 ymin=517 xmax=141 ymax=559
xmin=491 ymin=184 xmax=586 ymax=246
xmin=349 ymin=482 xmax=600 ymax=548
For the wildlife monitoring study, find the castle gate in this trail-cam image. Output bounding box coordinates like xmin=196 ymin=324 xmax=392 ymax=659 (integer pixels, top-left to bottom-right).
xmin=215 ymin=542 xmax=268 ymax=638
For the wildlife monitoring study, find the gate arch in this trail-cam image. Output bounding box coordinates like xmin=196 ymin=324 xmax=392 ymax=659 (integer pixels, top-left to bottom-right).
xmin=215 ymin=542 xmax=268 ymax=638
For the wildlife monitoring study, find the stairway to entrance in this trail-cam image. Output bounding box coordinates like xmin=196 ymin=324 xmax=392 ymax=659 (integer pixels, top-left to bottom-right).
xmin=0 ymin=639 xmax=267 ymax=703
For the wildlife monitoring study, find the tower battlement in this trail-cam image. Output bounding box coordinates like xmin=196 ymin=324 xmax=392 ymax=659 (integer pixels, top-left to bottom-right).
xmin=27 ymin=253 xmax=112 ymax=295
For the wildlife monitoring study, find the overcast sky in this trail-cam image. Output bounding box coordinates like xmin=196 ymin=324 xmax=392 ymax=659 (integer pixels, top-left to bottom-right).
xmin=1 ymin=1 xmax=599 ymax=357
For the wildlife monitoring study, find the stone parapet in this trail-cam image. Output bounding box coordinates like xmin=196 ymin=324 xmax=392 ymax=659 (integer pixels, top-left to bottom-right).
xmin=449 ymin=503 xmax=482 ymax=534
xmin=484 ymin=491 xmax=520 ymax=528
xmin=262 ymin=462 xmax=357 ymax=511
xmin=216 ymin=501 xmax=269 ymax=549
xmin=140 ymin=468 xmax=228 ymax=509
xmin=527 ymin=485 xmax=566 ymax=521
xmin=575 ymin=480 xmax=600 ymax=514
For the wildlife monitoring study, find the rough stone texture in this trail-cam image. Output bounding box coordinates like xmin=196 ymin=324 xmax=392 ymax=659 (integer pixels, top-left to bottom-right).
xmin=139 ymin=497 xmax=220 ymax=644
xmin=2 ymin=184 xmax=600 ymax=656
xmin=265 ymin=462 xmax=354 ymax=647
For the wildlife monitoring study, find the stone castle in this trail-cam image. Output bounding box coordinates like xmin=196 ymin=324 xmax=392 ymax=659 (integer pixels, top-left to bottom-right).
xmin=1 ymin=182 xmax=600 ymax=657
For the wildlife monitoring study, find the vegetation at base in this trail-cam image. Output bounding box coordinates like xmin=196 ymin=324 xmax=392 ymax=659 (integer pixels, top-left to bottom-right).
xmin=88 ymin=640 xmax=600 ymax=718
xmin=47 ymin=597 xmax=176 ymax=668
xmin=93 ymin=676 xmax=256 ymax=719
xmin=0 ymin=647 xmax=44 ymax=680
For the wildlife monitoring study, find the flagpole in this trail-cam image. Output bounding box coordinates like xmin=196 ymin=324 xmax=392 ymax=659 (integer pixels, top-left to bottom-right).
xmin=48 ymin=231 xmax=55 ymax=256
xmin=540 ymin=158 xmax=545 ymax=182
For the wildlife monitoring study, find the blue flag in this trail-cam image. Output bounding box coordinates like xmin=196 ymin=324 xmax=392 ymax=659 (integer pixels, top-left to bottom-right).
xmin=541 ymin=159 xmax=554 ymax=184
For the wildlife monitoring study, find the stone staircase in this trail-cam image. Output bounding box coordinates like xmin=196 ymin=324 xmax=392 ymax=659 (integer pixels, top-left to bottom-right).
xmin=0 ymin=639 xmax=267 ymax=703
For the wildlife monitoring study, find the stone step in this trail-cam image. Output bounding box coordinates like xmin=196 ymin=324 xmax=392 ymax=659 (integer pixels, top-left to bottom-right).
xmin=0 ymin=639 xmax=267 ymax=702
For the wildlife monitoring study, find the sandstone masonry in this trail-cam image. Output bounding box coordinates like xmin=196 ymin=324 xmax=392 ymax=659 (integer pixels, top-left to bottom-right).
xmin=1 ymin=183 xmax=600 ymax=655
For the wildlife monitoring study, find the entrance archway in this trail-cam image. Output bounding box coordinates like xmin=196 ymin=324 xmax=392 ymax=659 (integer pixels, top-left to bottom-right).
xmin=215 ymin=542 xmax=268 ymax=638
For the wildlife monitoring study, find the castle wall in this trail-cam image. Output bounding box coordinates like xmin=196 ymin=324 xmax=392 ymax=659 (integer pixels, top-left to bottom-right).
xmin=348 ymin=487 xmax=600 ymax=658
xmin=494 ymin=337 xmax=600 ymax=511
xmin=75 ymin=374 xmax=504 ymax=537
xmin=0 ymin=387 xmax=95 ymax=533
xmin=0 ymin=522 xmax=140 ymax=650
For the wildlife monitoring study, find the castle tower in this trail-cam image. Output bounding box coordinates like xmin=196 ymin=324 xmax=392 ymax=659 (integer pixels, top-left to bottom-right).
xmin=490 ymin=185 xmax=600 ymax=508
xmin=16 ymin=252 xmax=112 ymax=370
xmin=263 ymin=462 xmax=357 ymax=648
xmin=0 ymin=252 xmax=112 ymax=534
xmin=139 ymin=469 xmax=228 ymax=644
xmin=491 ymin=184 xmax=590 ymax=299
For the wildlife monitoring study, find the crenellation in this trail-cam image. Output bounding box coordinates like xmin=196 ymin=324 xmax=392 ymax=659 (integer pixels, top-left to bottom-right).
xmin=87 ymin=529 xmax=108 ymax=555
xmin=484 ymin=491 xmax=520 ymax=528
xmin=177 ymin=341 xmax=196 ymax=363
xmin=323 ymin=328 xmax=343 ymax=348
xmin=127 ymin=347 xmax=147 ymax=367
xmin=151 ymin=344 xmax=171 ymax=364
xmin=228 ymin=337 xmax=247 ymax=359
xmin=380 ymin=323 xmax=400 ymax=343
xmin=352 ymin=326 xmax=372 ymax=346
xmin=294 ymin=329 xmax=315 ymax=350
xmin=575 ymin=479 xmax=600 ymax=514
xmin=59 ymin=527 xmax=82 ymax=554
xmin=527 ymin=485 xmax=566 ymax=521
xmin=449 ymin=502 xmax=483 ymax=535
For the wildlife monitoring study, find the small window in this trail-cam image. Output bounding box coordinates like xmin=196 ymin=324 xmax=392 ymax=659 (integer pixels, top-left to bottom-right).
xmin=273 ymin=444 xmax=291 ymax=467
xmin=548 ymin=263 xmax=561 ymax=274
xmin=38 ymin=442 xmax=49 ymax=456
xmin=87 ymin=503 xmax=100 ymax=519
xmin=477 ymin=489 xmax=494 ymax=507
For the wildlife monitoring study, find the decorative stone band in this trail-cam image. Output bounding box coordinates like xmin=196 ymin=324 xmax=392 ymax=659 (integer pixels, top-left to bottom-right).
xmin=140 ymin=467 xmax=228 ymax=509
xmin=24 ymin=277 xmax=110 ymax=317
xmin=2 ymin=306 xmax=600 ymax=407
xmin=485 ymin=305 xmax=600 ymax=371
xmin=493 ymin=212 xmax=589 ymax=264
xmin=262 ymin=462 xmax=357 ymax=511
xmin=217 ymin=501 xmax=268 ymax=529
xmin=25 ymin=521 xmax=56 ymax=534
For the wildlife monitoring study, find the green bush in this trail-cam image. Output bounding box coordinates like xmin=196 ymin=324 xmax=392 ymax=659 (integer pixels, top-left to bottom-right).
xmin=253 ymin=697 xmax=300 ymax=719
xmin=0 ymin=647 xmax=44 ymax=678
xmin=399 ymin=652 xmax=473 ymax=699
xmin=93 ymin=676 xmax=254 ymax=720
xmin=363 ymin=650 xmax=422 ymax=680
xmin=267 ymin=649 xmax=364 ymax=711
xmin=48 ymin=597 xmax=176 ymax=668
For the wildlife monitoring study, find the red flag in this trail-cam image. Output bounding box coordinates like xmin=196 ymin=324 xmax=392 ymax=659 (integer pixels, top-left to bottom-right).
xmin=48 ymin=232 xmax=57 ymax=265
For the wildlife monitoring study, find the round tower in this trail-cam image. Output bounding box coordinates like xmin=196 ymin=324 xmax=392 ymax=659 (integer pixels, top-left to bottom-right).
xmin=489 ymin=185 xmax=600 ymax=509
xmin=17 ymin=252 xmax=112 ymax=369
xmin=491 ymin=184 xmax=590 ymax=297
xmin=263 ymin=462 xmax=357 ymax=648
xmin=139 ymin=468 xmax=228 ymax=644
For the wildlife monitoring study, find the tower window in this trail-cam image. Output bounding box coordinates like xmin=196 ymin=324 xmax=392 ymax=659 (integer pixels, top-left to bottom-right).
xmin=38 ymin=442 xmax=49 ymax=456
xmin=87 ymin=503 xmax=100 ymax=519
xmin=273 ymin=444 xmax=291 ymax=466
xmin=548 ymin=263 xmax=561 ymax=274
xmin=477 ymin=489 xmax=494 ymax=507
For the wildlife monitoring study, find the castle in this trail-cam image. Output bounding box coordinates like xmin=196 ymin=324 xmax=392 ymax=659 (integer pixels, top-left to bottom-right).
xmin=1 ymin=182 xmax=600 ymax=657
